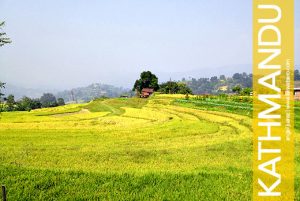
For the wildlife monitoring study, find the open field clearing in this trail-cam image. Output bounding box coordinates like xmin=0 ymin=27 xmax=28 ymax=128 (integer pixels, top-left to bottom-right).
xmin=0 ymin=94 xmax=299 ymax=200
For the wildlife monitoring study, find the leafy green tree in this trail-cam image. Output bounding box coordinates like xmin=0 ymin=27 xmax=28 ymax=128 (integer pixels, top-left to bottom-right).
xmin=16 ymin=97 xmax=41 ymax=111
xmin=6 ymin=94 xmax=15 ymax=111
xmin=17 ymin=97 xmax=33 ymax=111
xmin=159 ymin=81 xmax=179 ymax=94
xmin=31 ymin=99 xmax=42 ymax=109
xmin=133 ymin=71 xmax=159 ymax=93
xmin=233 ymin=73 xmax=243 ymax=81
xmin=240 ymin=88 xmax=252 ymax=96
xmin=219 ymin=75 xmax=226 ymax=81
xmin=159 ymin=81 xmax=192 ymax=94
xmin=0 ymin=21 xmax=11 ymax=47
xmin=177 ymin=82 xmax=192 ymax=94
xmin=232 ymin=85 xmax=242 ymax=94
xmin=210 ymin=76 xmax=218 ymax=83
xmin=40 ymin=93 xmax=57 ymax=108
xmin=57 ymin=98 xmax=65 ymax=106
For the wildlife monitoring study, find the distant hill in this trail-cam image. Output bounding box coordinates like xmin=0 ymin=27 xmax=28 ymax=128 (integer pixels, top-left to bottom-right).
xmin=1 ymin=83 xmax=130 ymax=102
xmin=182 ymin=72 xmax=252 ymax=94
xmin=183 ymin=67 xmax=300 ymax=95
xmin=56 ymin=83 xmax=130 ymax=103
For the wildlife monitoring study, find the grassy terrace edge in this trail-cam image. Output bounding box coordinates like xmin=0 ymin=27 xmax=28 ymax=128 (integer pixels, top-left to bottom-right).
xmin=173 ymin=97 xmax=300 ymax=131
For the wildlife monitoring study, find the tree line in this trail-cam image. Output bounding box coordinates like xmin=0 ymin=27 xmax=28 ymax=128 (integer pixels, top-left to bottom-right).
xmin=1 ymin=90 xmax=65 ymax=112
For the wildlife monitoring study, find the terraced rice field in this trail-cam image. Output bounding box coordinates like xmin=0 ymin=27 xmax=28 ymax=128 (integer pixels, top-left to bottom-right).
xmin=0 ymin=94 xmax=299 ymax=200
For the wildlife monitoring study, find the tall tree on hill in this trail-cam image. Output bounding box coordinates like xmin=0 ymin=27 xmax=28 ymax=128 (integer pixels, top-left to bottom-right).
xmin=0 ymin=21 xmax=11 ymax=47
xmin=133 ymin=71 xmax=159 ymax=93
xmin=57 ymin=98 xmax=65 ymax=106
xmin=6 ymin=94 xmax=15 ymax=111
xmin=40 ymin=93 xmax=57 ymax=108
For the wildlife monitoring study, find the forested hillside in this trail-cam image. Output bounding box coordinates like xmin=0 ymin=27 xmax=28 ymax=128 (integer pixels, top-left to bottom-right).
xmin=56 ymin=83 xmax=129 ymax=103
xmin=184 ymin=72 xmax=252 ymax=94
xmin=184 ymin=69 xmax=299 ymax=94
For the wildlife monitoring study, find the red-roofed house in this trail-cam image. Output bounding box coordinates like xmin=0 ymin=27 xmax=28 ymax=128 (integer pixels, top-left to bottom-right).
xmin=141 ymin=88 xmax=154 ymax=98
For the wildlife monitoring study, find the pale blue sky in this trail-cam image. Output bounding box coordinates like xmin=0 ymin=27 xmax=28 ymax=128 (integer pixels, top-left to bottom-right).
xmin=0 ymin=0 xmax=299 ymax=89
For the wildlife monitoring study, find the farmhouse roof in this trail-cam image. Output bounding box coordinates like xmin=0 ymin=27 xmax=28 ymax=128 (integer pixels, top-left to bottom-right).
xmin=142 ymin=88 xmax=154 ymax=93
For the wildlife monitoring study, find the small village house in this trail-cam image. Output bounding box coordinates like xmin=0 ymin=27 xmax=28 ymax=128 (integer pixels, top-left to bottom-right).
xmin=141 ymin=88 xmax=154 ymax=98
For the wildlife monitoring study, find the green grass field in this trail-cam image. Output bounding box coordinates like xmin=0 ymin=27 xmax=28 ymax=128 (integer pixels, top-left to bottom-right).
xmin=0 ymin=94 xmax=299 ymax=200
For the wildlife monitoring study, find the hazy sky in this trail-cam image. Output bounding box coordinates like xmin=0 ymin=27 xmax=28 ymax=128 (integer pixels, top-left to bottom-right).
xmin=0 ymin=0 xmax=299 ymax=89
